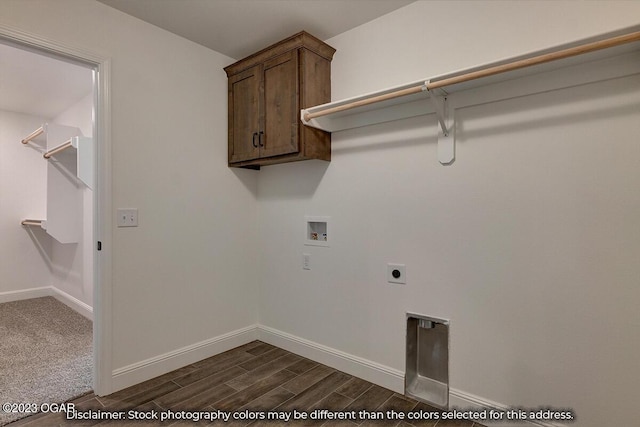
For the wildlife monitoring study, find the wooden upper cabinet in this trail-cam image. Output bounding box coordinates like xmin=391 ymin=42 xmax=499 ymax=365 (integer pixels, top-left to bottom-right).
xmin=228 ymin=66 xmax=260 ymax=163
xmin=224 ymin=32 xmax=335 ymax=169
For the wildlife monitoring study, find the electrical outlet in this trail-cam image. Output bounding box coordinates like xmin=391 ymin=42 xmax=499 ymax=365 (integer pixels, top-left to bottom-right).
xmin=117 ymin=208 xmax=138 ymax=227
xmin=387 ymin=263 xmax=406 ymax=284
xmin=303 ymin=253 xmax=311 ymax=270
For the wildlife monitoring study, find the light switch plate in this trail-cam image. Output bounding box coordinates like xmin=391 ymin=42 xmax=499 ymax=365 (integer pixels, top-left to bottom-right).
xmin=117 ymin=208 xmax=138 ymax=227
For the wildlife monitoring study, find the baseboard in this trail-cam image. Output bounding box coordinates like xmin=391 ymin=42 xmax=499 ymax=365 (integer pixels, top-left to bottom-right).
xmin=50 ymin=287 xmax=93 ymax=321
xmin=0 ymin=286 xmax=93 ymax=320
xmin=0 ymin=286 xmax=52 ymax=303
xmin=257 ymin=325 xmax=405 ymax=394
xmin=110 ymin=324 xmax=259 ymax=393
xmin=105 ymin=322 xmax=562 ymax=427
xmin=257 ymin=325 xmax=565 ymax=427
xmin=449 ymin=390 xmax=568 ymax=427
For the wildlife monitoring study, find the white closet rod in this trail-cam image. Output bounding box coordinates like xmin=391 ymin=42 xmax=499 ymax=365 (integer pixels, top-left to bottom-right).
xmin=21 ymin=127 xmax=44 ymax=144
xmin=303 ymin=30 xmax=640 ymax=122
xmin=43 ymin=139 xmax=72 ymax=159
xmin=428 ymin=30 xmax=640 ymax=90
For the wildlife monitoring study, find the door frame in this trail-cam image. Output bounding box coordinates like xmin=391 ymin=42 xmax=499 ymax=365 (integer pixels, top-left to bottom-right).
xmin=0 ymin=24 xmax=113 ymax=395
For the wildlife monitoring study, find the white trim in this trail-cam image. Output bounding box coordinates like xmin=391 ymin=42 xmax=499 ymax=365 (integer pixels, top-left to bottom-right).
xmin=93 ymin=54 xmax=113 ymax=397
xmin=0 ymin=287 xmax=51 ymax=303
xmin=0 ymin=286 xmax=567 ymax=427
xmin=0 ymin=23 xmax=113 ymax=396
xmin=0 ymin=23 xmax=108 ymax=66
xmin=50 ymin=287 xmax=93 ymax=321
xmin=450 ymin=389 xmax=568 ymax=427
xmin=257 ymin=325 xmax=405 ymax=393
xmin=0 ymin=286 xmax=93 ymax=320
xmin=111 ymin=325 xmax=259 ymax=393
xmin=257 ymin=325 xmax=567 ymax=427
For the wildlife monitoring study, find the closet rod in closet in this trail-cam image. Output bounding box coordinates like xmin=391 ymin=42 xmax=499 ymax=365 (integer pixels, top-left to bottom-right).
xmin=43 ymin=139 xmax=72 ymax=159
xmin=21 ymin=127 xmax=44 ymax=144
xmin=303 ymin=30 xmax=640 ymax=122
xmin=427 ymin=30 xmax=640 ymax=90
xmin=21 ymin=219 xmax=43 ymax=226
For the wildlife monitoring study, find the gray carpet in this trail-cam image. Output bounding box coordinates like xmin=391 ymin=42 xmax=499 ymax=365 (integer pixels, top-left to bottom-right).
xmin=0 ymin=297 xmax=92 ymax=426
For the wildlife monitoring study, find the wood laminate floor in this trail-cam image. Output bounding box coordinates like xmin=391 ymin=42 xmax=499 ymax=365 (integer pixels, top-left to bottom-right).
xmin=10 ymin=341 xmax=486 ymax=427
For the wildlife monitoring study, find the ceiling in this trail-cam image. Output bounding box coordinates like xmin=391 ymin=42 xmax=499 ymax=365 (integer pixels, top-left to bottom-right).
xmin=0 ymin=42 xmax=93 ymax=118
xmin=0 ymin=0 xmax=414 ymax=119
xmin=97 ymin=0 xmax=415 ymax=59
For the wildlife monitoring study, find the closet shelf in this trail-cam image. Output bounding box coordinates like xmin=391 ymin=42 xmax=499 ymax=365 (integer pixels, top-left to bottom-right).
xmin=301 ymin=27 xmax=640 ymax=164
xmin=21 ymin=123 xmax=92 ymax=244
xmin=22 ymin=125 xmax=94 ymax=190
xmin=42 ymin=136 xmax=94 ymax=190
xmin=21 ymin=219 xmax=46 ymax=229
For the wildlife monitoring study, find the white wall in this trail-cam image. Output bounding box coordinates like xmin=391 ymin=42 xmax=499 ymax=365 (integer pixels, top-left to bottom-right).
xmin=0 ymin=110 xmax=53 ymax=295
xmin=0 ymin=0 xmax=260 ymax=382
xmin=257 ymin=2 xmax=640 ymax=427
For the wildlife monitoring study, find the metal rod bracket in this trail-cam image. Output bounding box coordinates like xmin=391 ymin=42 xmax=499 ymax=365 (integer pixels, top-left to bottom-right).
xmin=427 ymin=89 xmax=455 ymax=164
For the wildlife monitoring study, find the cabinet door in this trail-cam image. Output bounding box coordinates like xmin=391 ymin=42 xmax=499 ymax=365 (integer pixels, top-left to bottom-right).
xmin=261 ymin=50 xmax=299 ymax=158
xmin=228 ymin=65 xmax=260 ymax=163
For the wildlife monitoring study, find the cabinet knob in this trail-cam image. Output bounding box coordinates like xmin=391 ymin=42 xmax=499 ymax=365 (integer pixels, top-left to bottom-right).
xmin=252 ymin=132 xmax=258 ymax=148
xmin=258 ymin=131 xmax=264 ymax=147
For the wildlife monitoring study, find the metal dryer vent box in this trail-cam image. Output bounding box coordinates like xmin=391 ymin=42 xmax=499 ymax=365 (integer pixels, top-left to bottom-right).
xmin=405 ymin=313 xmax=450 ymax=409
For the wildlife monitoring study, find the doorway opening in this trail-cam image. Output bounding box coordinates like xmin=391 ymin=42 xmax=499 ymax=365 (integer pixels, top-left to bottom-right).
xmin=0 ymin=35 xmax=106 ymax=425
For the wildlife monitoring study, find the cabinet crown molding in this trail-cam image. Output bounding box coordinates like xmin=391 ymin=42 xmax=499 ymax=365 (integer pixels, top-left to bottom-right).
xmin=224 ymin=31 xmax=336 ymax=77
